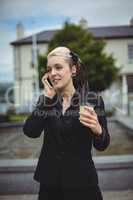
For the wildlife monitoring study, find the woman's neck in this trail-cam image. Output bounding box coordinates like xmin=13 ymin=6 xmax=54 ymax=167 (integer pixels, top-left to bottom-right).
xmin=57 ymin=81 xmax=75 ymax=101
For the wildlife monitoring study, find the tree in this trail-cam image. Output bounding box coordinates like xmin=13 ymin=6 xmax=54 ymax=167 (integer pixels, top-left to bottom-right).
xmin=38 ymin=21 xmax=119 ymax=91
xmin=38 ymin=54 xmax=47 ymax=89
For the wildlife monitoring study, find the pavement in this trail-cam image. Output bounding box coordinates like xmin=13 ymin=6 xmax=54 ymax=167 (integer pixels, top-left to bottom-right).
xmin=0 ymin=190 xmax=133 ymax=200
xmin=0 ymin=115 xmax=133 ymax=200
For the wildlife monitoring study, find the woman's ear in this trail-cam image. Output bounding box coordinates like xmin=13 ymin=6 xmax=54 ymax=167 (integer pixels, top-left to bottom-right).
xmin=71 ymin=65 xmax=77 ymax=77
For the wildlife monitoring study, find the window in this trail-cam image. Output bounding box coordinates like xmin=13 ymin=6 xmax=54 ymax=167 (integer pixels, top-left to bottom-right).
xmin=128 ymin=44 xmax=133 ymax=61
xmin=127 ymin=74 xmax=133 ymax=93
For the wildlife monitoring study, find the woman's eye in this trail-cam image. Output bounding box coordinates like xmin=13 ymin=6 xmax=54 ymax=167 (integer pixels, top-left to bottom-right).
xmin=46 ymin=68 xmax=52 ymax=73
xmin=56 ymin=66 xmax=62 ymax=70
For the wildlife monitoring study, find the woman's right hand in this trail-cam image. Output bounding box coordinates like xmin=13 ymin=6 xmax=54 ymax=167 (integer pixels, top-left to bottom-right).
xmin=41 ymin=73 xmax=56 ymax=99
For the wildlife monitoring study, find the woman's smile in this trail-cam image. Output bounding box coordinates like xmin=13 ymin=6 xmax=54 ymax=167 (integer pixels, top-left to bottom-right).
xmin=52 ymin=78 xmax=61 ymax=85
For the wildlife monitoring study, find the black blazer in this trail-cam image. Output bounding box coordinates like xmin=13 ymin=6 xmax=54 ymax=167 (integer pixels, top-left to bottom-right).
xmin=23 ymin=91 xmax=110 ymax=189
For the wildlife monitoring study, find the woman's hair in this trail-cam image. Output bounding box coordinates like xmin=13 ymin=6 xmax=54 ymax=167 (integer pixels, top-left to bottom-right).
xmin=47 ymin=46 xmax=88 ymax=93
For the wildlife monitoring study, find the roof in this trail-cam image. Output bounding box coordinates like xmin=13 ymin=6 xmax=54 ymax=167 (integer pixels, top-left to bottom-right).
xmin=10 ymin=25 xmax=133 ymax=46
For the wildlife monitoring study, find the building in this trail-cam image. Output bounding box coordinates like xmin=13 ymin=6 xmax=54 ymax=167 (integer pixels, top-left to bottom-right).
xmin=10 ymin=21 xmax=133 ymax=115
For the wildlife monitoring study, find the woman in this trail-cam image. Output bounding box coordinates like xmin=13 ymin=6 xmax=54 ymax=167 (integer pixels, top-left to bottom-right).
xmin=23 ymin=46 xmax=110 ymax=200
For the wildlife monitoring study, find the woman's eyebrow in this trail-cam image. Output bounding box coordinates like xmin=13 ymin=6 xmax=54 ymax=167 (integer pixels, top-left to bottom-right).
xmin=54 ymin=63 xmax=63 ymax=67
xmin=47 ymin=63 xmax=62 ymax=68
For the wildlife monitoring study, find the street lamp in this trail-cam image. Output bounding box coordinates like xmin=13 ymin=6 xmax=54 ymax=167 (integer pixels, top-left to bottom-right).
xmin=32 ymin=33 xmax=39 ymax=96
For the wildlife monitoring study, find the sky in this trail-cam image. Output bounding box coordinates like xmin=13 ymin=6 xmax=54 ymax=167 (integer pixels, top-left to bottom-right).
xmin=0 ymin=0 xmax=133 ymax=83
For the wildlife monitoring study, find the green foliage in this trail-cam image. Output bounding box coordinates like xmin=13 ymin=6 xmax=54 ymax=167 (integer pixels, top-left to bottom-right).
xmin=8 ymin=113 xmax=29 ymax=122
xmin=38 ymin=21 xmax=119 ymax=91
xmin=38 ymin=54 xmax=47 ymax=88
xmin=105 ymin=108 xmax=115 ymax=117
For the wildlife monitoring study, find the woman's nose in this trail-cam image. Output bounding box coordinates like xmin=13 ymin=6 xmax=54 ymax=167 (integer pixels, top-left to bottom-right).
xmin=51 ymin=68 xmax=56 ymax=75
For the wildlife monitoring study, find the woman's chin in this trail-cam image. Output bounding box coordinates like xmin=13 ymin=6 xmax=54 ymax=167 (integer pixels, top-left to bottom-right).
xmin=54 ymin=84 xmax=64 ymax=92
xmin=54 ymin=84 xmax=61 ymax=90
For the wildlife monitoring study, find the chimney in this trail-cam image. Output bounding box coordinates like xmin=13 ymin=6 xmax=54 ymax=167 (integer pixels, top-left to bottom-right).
xmin=129 ymin=18 xmax=133 ymax=26
xmin=79 ymin=18 xmax=88 ymax=29
xmin=16 ymin=22 xmax=25 ymax=39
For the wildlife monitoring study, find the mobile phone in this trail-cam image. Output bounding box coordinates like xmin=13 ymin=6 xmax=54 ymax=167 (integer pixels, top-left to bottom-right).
xmin=46 ymin=77 xmax=53 ymax=88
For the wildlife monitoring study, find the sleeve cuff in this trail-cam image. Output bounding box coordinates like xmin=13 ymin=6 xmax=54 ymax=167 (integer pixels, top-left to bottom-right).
xmin=94 ymin=127 xmax=106 ymax=141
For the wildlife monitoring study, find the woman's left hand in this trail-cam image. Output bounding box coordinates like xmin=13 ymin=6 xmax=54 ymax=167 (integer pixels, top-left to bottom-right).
xmin=79 ymin=106 xmax=102 ymax=136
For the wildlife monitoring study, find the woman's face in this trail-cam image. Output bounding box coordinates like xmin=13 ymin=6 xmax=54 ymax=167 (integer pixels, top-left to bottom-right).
xmin=46 ymin=56 xmax=74 ymax=91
